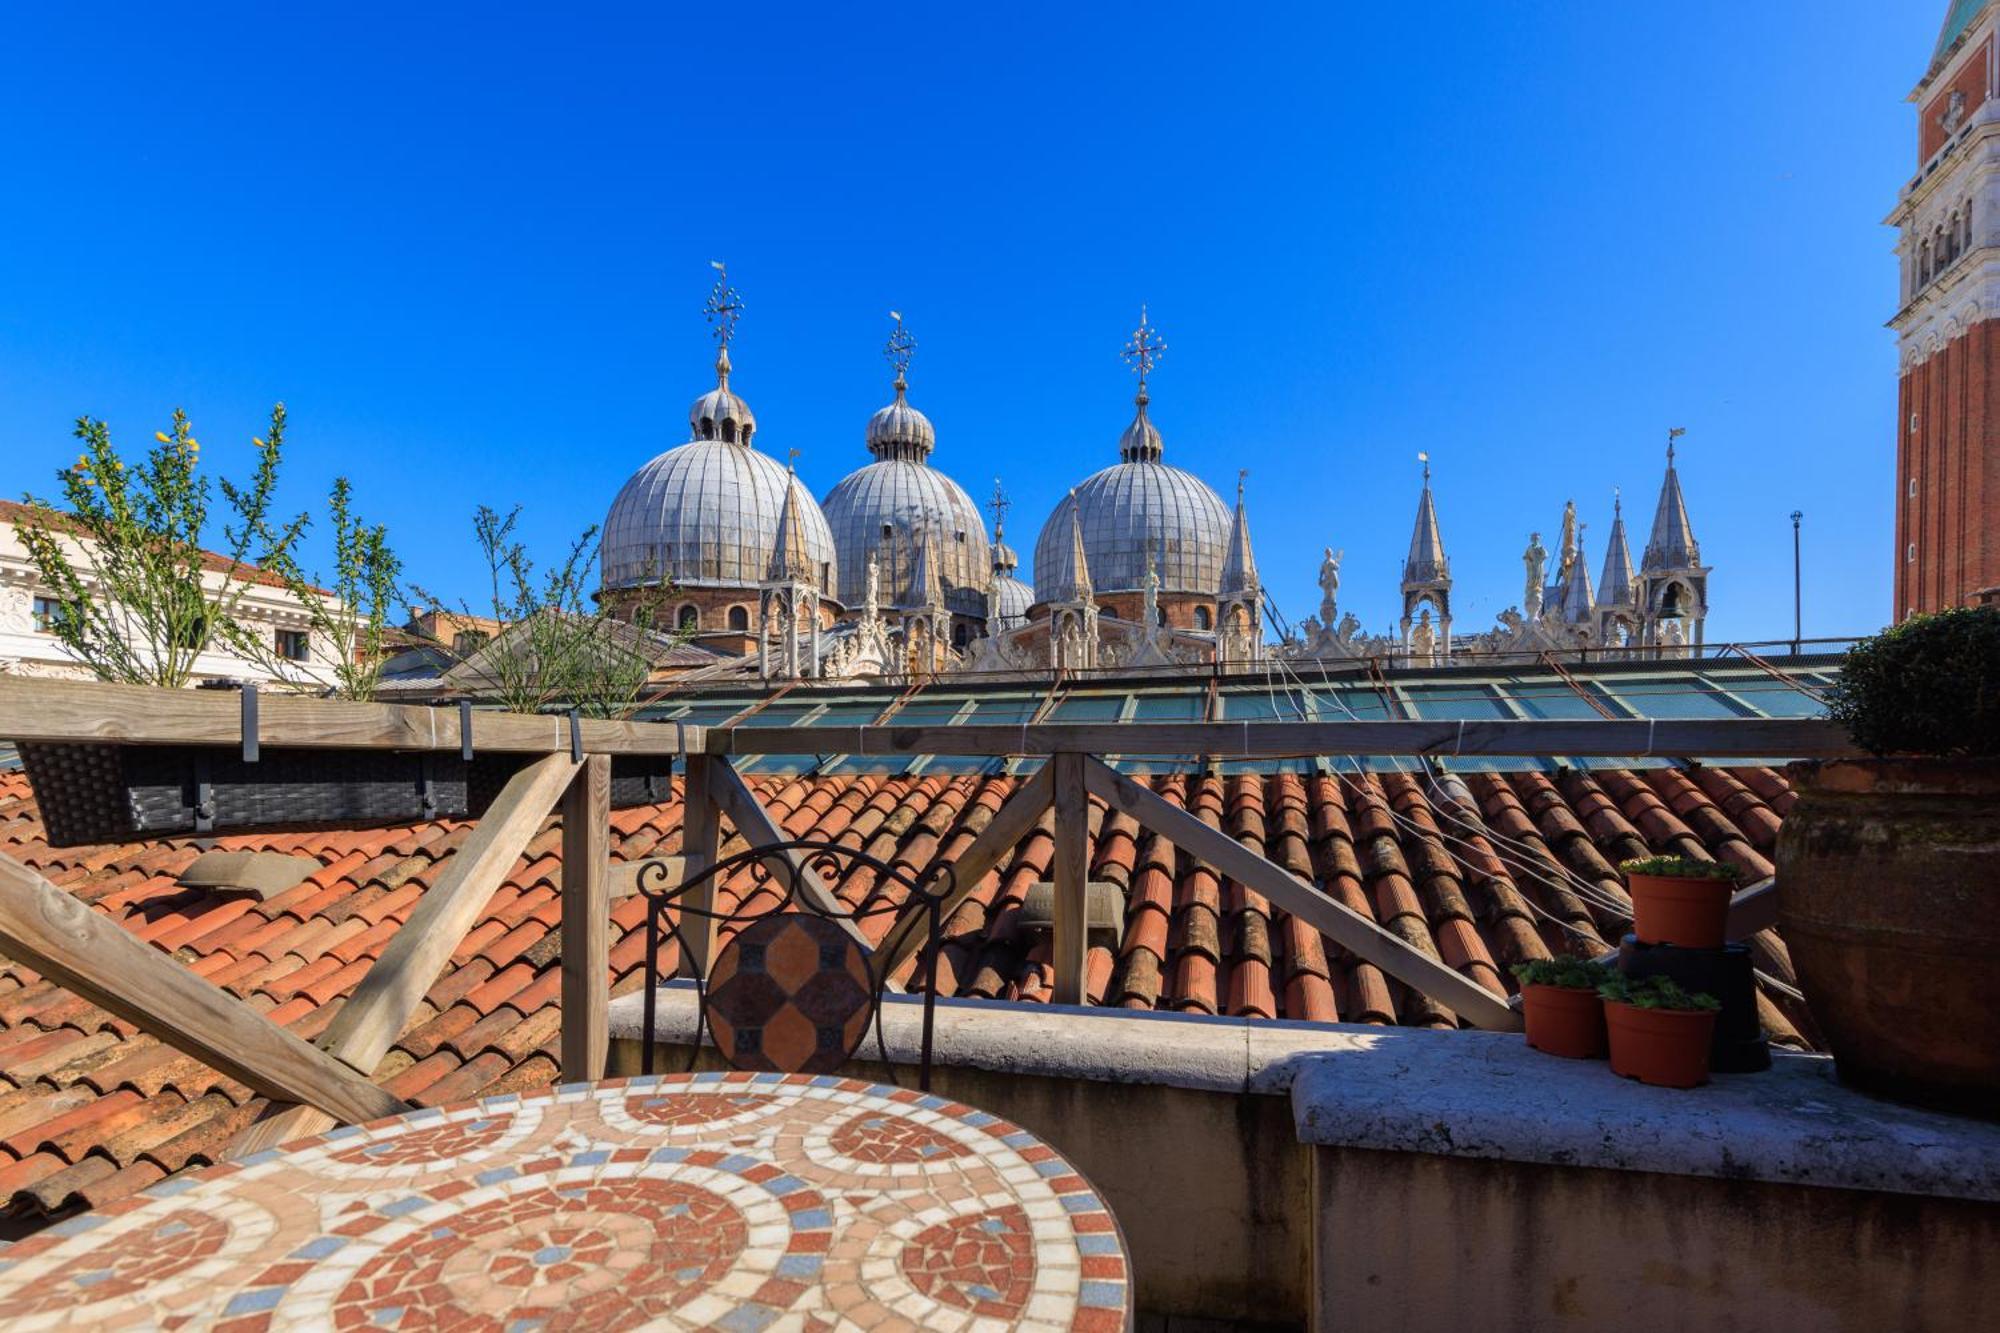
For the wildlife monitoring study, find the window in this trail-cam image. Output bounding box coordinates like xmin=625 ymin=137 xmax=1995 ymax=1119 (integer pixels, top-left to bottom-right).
xmin=453 ymin=630 xmax=489 ymax=654
xmin=727 ymin=605 xmax=749 ymax=631
xmin=275 ymin=629 xmax=311 ymax=662
xmin=1193 ymin=606 xmax=1212 ymax=630
xmin=952 ymin=622 xmax=969 ymax=648
xmin=721 ymin=420 xmax=737 ymax=443
xmin=1908 ymin=543 xmax=1918 ymax=563
xmin=1910 ymin=478 xmax=1919 ymax=498
xmin=30 ymin=596 xmax=61 ymax=633
xmin=882 ymin=524 xmax=894 ymax=539
xmin=677 ymin=604 xmax=700 ymax=630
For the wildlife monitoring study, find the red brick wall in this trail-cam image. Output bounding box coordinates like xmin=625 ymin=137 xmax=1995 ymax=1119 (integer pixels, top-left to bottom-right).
xmin=1896 ymin=319 xmax=2000 ymax=615
xmin=1921 ymin=37 xmax=1991 ymax=162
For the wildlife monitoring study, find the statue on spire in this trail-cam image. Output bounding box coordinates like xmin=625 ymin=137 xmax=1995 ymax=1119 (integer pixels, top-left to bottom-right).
xmin=1318 ymin=547 xmax=1343 ymax=625
xmin=1523 ymin=532 xmax=1548 ymax=619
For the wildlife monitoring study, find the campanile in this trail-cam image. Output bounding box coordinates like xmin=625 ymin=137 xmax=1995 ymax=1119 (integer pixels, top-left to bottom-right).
xmin=1889 ymin=2 xmax=2000 ymax=614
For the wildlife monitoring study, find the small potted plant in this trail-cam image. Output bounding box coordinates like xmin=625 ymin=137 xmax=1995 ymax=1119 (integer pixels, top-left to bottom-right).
xmin=1511 ymin=958 xmax=1614 ymax=1059
xmin=1778 ymin=606 xmax=2000 ymax=1114
xmin=1618 ymin=854 xmax=1741 ymax=949
xmin=1599 ymin=974 xmax=1722 ymax=1088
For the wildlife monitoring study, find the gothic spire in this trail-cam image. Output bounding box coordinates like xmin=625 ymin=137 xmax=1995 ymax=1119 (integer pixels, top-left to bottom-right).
xmin=1220 ymin=471 xmax=1260 ymax=597
xmin=908 ymin=521 xmax=946 ymax=609
xmin=1049 ymin=493 xmax=1095 ymax=601
xmin=767 ymin=459 xmax=813 ymax=584
xmin=1642 ymin=427 xmax=1701 ymax=573
xmin=1599 ymin=489 xmax=1638 ymax=606
xmin=1559 ymin=523 xmax=1596 ymax=623
xmin=1402 ymin=452 xmax=1449 ymax=586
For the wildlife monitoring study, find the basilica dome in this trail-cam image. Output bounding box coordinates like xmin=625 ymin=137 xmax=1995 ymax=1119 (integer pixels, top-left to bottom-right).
xmin=1031 ymin=390 xmax=1230 ymax=602
xmin=601 ymin=347 xmax=837 ymax=596
xmin=821 ymin=327 xmax=990 ymax=618
xmin=988 ymin=523 xmax=1035 ymax=625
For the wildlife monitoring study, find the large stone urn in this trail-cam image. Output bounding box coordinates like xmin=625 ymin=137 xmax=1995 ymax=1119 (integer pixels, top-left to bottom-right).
xmin=1776 ymin=759 xmax=2000 ymax=1116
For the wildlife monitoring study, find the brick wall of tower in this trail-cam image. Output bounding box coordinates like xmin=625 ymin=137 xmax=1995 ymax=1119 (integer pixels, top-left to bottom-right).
xmin=1896 ymin=319 xmax=2000 ymax=615
xmin=1920 ymin=36 xmax=1992 ymax=162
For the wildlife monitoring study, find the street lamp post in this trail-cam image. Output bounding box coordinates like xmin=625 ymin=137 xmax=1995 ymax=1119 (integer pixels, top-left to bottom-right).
xmin=1790 ymin=510 xmax=1803 ymax=655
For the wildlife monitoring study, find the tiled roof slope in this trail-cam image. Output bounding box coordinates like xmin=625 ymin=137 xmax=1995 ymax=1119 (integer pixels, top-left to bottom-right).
xmin=0 ymin=762 xmax=1814 ymax=1227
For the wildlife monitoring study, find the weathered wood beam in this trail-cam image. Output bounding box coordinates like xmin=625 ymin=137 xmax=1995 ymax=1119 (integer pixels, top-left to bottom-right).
xmin=679 ymin=756 xmax=721 ymax=979
xmin=561 ymin=755 xmax=611 ymax=1082
xmin=707 ymin=717 xmax=1856 ymax=760
xmin=876 ymin=765 xmax=1055 ymax=978
xmin=1050 ymin=753 xmax=1090 ymax=1006
xmin=225 ymin=752 xmax=579 ymax=1155
xmin=1081 ymin=758 xmax=1522 ymax=1031
xmin=1725 ymin=877 xmax=1779 ymax=941
xmin=0 ymin=852 xmax=410 ymax=1127
xmin=706 ymin=758 xmax=877 ymax=960
xmin=0 ymin=676 xmax=701 ymax=755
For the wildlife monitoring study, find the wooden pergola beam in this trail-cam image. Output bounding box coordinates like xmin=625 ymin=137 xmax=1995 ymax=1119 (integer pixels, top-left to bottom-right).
xmin=876 ymin=763 xmax=1056 ymax=978
xmin=226 ymin=752 xmax=580 ymax=1155
xmin=1081 ymin=757 xmax=1522 ymax=1031
xmin=0 ymin=853 xmax=411 ymax=1127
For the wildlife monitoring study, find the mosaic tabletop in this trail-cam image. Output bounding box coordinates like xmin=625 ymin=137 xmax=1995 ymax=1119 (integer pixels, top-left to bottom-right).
xmin=0 ymin=1073 xmax=1131 ymax=1332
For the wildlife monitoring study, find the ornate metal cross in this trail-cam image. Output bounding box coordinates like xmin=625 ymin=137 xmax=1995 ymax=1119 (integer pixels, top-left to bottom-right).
xmin=705 ymin=261 xmax=743 ymax=349
xmin=1122 ymin=304 xmax=1166 ymax=390
xmin=884 ymin=311 xmax=917 ymax=383
xmin=987 ymin=479 xmax=1011 ymax=535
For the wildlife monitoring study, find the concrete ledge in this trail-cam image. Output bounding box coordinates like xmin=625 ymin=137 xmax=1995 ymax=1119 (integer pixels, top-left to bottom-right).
xmin=608 ymin=983 xmax=1389 ymax=1096
xmin=1289 ymin=1025 xmax=2000 ymax=1202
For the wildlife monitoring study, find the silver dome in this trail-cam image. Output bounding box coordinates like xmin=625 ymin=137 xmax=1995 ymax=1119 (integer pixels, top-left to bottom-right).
xmin=990 ymin=571 xmax=1034 ymax=625
xmin=822 ymin=459 xmax=990 ymax=616
xmin=1032 ymin=460 xmax=1230 ymax=602
xmin=601 ymin=438 xmax=837 ymax=594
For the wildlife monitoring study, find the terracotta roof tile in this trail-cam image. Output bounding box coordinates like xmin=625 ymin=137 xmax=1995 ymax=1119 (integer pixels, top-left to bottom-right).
xmin=0 ymin=758 xmax=1808 ymax=1232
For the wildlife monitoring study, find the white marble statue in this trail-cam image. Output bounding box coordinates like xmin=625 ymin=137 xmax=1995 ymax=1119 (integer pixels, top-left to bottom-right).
xmin=1317 ymin=547 xmax=1343 ymax=624
xmin=1522 ymin=533 xmax=1547 ymax=619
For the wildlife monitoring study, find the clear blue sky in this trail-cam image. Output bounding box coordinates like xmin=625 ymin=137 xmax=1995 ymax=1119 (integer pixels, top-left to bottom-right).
xmin=0 ymin=2 xmax=1936 ymax=643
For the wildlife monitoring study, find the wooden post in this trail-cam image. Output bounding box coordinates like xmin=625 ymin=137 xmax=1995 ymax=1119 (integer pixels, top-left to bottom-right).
xmin=226 ymin=752 xmax=579 ymax=1155
xmin=561 ymin=754 xmax=611 ymax=1082
xmin=1082 ymin=757 xmax=1522 ymax=1031
xmin=1050 ymin=753 xmax=1090 ymax=1006
xmin=680 ymin=755 xmax=721 ymax=979
xmin=0 ymin=853 xmax=411 ymax=1127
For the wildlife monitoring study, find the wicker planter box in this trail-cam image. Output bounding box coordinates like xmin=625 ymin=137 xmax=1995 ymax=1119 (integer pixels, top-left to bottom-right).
xmin=20 ymin=742 xmax=677 ymax=847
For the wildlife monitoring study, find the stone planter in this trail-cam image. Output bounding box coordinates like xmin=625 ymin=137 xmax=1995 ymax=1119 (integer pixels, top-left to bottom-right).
xmin=1776 ymin=759 xmax=2000 ymax=1117
xmin=1519 ymin=984 xmax=1607 ymax=1059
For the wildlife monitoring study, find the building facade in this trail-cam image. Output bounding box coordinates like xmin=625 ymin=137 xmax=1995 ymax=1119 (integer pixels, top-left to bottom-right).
xmin=1889 ymin=1 xmax=2000 ymax=614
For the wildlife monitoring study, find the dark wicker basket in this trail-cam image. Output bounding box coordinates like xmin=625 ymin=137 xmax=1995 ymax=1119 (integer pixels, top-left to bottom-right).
xmin=19 ymin=743 xmax=679 ymax=847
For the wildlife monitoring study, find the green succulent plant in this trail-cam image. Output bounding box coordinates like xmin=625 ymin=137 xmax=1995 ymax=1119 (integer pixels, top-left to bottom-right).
xmin=1510 ymin=958 xmax=1615 ymax=991
xmin=1618 ymin=855 xmax=1740 ymax=882
xmin=1598 ymin=973 xmax=1721 ymax=1012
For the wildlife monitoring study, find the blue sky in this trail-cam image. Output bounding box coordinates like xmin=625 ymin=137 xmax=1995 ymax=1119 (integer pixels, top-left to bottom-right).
xmin=0 ymin=2 xmax=1936 ymax=642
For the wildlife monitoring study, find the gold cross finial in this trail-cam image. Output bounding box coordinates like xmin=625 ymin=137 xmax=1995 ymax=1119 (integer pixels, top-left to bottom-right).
xmin=884 ymin=311 xmax=917 ymax=388
xmin=705 ymin=261 xmax=744 ymax=351
xmin=1122 ymin=304 xmax=1166 ymax=399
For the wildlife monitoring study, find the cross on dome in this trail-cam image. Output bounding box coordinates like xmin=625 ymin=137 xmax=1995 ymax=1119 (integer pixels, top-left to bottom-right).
xmin=1122 ymin=304 xmax=1166 ymax=397
xmin=705 ymin=261 xmax=744 ymax=361
xmin=884 ymin=311 xmax=917 ymax=389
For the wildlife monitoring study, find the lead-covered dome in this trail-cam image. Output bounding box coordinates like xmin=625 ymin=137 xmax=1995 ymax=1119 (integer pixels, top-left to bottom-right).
xmin=988 ymin=520 xmax=1034 ymax=626
xmin=1031 ymin=384 xmax=1230 ymax=601
xmin=601 ymin=347 xmax=837 ymax=595
xmin=822 ymin=322 xmax=989 ymax=617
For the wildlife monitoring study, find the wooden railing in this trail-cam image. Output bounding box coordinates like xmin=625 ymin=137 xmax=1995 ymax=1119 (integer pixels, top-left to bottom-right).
xmin=0 ymin=677 xmax=1857 ymax=1154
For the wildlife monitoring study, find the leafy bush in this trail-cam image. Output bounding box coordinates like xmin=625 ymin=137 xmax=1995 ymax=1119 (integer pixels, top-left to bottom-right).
xmin=1827 ymin=607 xmax=2000 ymax=757
xmin=1598 ymin=973 xmax=1720 ymax=1012
xmin=1511 ymin=958 xmax=1615 ymax=991
xmin=1618 ymin=855 xmax=1740 ymax=882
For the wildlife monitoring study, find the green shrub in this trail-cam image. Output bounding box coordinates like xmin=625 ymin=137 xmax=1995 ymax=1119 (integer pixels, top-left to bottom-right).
xmin=1511 ymin=958 xmax=1615 ymax=991
xmin=1598 ymin=973 xmax=1721 ymax=1012
xmin=1827 ymin=606 xmax=2000 ymax=758
xmin=1617 ymin=854 xmax=1739 ymax=882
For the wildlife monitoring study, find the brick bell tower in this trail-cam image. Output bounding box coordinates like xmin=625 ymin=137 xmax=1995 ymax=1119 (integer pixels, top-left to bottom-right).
xmin=1889 ymin=2 xmax=2000 ymax=615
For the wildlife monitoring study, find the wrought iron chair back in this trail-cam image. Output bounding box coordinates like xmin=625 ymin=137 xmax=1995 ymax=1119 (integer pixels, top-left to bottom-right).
xmin=636 ymin=840 xmax=956 ymax=1090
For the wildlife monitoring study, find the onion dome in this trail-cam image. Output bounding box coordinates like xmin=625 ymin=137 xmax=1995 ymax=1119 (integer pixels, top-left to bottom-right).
xmin=600 ymin=267 xmax=837 ymax=596
xmin=821 ymin=314 xmax=990 ymax=617
xmin=1032 ymin=309 xmax=1230 ymax=601
xmin=987 ymin=508 xmax=1034 ymax=625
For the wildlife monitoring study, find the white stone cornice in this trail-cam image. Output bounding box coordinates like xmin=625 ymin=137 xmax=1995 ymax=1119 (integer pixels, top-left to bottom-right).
xmin=1893 ymin=257 xmax=2000 ymax=369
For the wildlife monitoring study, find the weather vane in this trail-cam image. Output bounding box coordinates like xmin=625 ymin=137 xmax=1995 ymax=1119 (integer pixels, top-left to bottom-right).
xmin=1418 ymin=449 xmax=1431 ymax=482
xmin=1238 ymin=467 xmax=1249 ymax=501
xmin=1667 ymin=425 xmax=1687 ymax=463
xmin=704 ymin=260 xmax=743 ymax=350
xmin=988 ymin=478 xmax=1011 ymax=535
xmin=1121 ymin=304 xmax=1166 ymax=392
xmin=885 ymin=310 xmax=917 ymax=386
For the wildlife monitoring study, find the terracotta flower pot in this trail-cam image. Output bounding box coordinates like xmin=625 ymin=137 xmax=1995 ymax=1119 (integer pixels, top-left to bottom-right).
xmin=1627 ymin=872 xmax=1734 ymax=949
xmin=1520 ymin=984 xmax=1608 ymax=1059
xmin=1604 ymin=1000 xmax=1718 ymax=1088
xmin=1776 ymin=759 xmax=2000 ymax=1117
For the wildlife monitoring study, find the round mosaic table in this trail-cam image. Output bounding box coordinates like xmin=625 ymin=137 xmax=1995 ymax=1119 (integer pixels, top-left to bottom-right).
xmin=0 ymin=1073 xmax=1132 ymax=1331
